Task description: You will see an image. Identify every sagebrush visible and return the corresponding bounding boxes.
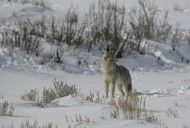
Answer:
[21,80,78,107]
[0,0,181,59]
[0,100,14,116]
[53,79,77,97]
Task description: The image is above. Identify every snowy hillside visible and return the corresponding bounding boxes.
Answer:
[1,0,190,128]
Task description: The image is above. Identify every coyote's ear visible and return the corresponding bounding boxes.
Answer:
[106,46,110,52]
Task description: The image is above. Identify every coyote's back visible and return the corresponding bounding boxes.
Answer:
[102,51,132,98]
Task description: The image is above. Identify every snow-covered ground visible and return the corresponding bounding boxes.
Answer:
[1,0,190,128]
[1,62,190,128]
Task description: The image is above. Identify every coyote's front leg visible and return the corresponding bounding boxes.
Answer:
[104,81,110,98]
[111,81,115,98]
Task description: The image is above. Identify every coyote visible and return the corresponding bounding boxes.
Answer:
[102,48,132,98]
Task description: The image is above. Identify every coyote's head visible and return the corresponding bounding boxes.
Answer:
[103,46,115,63]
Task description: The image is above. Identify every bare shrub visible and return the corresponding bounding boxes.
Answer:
[17,19,43,55]
[0,100,14,116]
[60,9,86,49]
[21,89,38,101]
[43,9,86,48]
[40,49,64,64]
[14,13,85,49]
[86,0,130,57]
[129,0,172,53]
[156,12,172,41]
[37,87,57,107]
[1,20,43,56]
[139,0,171,40]
[138,0,158,39]
[53,79,77,97]
[129,20,144,53]
[54,49,63,63]
[1,0,175,59]
[20,80,78,107]
[48,49,64,63]
[85,0,172,56]
[171,28,182,50]
[25,16,47,38]
[14,10,85,49]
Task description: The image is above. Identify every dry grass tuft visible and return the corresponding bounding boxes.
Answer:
[100,113,106,120]
[115,89,159,123]
[174,101,186,107]
[79,90,105,104]
[42,122,54,128]
[85,91,94,102]
[73,114,89,124]
[155,123,168,128]
[166,108,178,118]
[21,89,38,101]
[21,120,38,128]
[143,110,159,123]
[20,120,57,128]
[183,125,190,128]
[0,100,14,116]
[110,107,119,119]
[65,115,69,122]
[184,78,190,83]
[85,116,90,123]
[117,89,146,120]
[37,87,57,107]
